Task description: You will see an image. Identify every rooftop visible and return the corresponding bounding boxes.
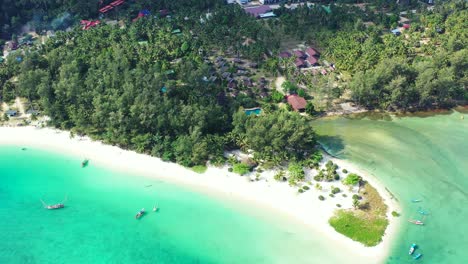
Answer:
[287,95,307,111]
[244,6,272,18]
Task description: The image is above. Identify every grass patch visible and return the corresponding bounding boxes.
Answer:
[191,165,207,174]
[329,210,388,247]
[329,181,389,247]
[391,211,400,217]
[232,163,251,175]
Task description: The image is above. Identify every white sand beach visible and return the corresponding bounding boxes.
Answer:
[0,126,401,263]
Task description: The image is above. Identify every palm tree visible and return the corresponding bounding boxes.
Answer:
[352,198,360,210]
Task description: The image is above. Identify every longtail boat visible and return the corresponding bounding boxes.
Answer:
[411,199,422,203]
[418,208,429,215]
[409,219,424,225]
[41,198,66,210]
[409,243,417,255]
[81,159,89,168]
[135,208,145,219]
[46,203,65,210]
[413,253,422,260]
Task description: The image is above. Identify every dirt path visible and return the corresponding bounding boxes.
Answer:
[1,102,9,113]
[15,97,26,115]
[275,76,286,94]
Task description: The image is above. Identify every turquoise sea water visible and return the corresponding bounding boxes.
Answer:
[313,110,468,264]
[0,145,363,264]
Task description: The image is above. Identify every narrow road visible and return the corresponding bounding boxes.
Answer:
[275,76,286,94]
[15,97,26,115]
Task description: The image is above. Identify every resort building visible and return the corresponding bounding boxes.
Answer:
[294,50,307,59]
[279,51,292,59]
[259,0,305,4]
[306,56,318,66]
[295,58,306,68]
[287,94,307,112]
[5,110,18,117]
[305,47,319,57]
[244,6,272,18]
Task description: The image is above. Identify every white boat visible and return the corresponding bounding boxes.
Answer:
[135,208,145,219]
[409,243,417,255]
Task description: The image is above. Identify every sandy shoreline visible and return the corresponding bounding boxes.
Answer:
[0,126,400,263]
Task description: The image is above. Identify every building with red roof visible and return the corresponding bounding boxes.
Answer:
[294,50,306,59]
[244,6,272,18]
[287,94,307,112]
[305,47,319,57]
[295,58,306,68]
[306,56,318,66]
[279,51,292,59]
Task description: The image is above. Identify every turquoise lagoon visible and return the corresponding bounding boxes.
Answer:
[0,146,361,264]
[313,110,468,264]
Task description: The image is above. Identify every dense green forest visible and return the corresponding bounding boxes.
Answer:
[0,1,316,167]
[0,0,223,38]
[0,0,466,167]
[270,0,467,110]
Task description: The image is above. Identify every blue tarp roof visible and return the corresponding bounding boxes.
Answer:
[140,10,151,16]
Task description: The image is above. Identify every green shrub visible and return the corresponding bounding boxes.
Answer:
[318,195,325,201]
[228,167,233,172]
[233,163,251,175]
[288,162,305,181]
[303,185,310,190]
[342,169,348,174]
[274,170,285,181]
[191,165,207,174]
[298,188,304,193]
[334,174,340,180]
[336,204,342,208]
[331,187,341,194]
[342,194,347,197]
[329,193,335,198]
[352,194,361,200]
[391,211,400,217]
[288,176,298,186]
[210,156,226,167]
[343,173,362,185]
[271,90,284,103]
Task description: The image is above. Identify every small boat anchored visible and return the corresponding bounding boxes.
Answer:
[409,243,417,255]
[413,253,422,260]
[418,208,430,215]
[81,159,89,168]
[46,203,65,209]
[153,205,158,212]
[411,199,422,203]
[41,196,67,210]
[409,219,424,225]
[135,208,145,219]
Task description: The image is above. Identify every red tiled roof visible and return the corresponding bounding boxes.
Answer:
[244,6,272,17]
[287,95,307,111]
[295,58,306,67]
[279,51,292,58]
[306,56,318,65]
[294,50,306,58]
[306,47,319,57]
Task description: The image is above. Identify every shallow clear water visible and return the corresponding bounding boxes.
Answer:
[313,110,468,264]
[0,146,359,264]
